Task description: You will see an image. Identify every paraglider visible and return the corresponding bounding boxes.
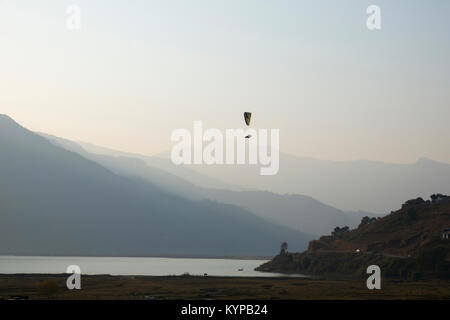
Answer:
[244,112,252,126]
[244,112,252,138]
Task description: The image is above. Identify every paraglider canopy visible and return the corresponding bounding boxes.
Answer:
[244,112,252,126]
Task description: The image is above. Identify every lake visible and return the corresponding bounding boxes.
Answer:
[0,256,305,277]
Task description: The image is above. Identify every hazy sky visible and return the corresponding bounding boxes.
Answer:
[1,0,449,163]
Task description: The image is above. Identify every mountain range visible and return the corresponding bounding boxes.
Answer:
[0,114,311,256]
[76,141,450,214]
[42,133,374,236]
[2,114,449,257]
[169,153,450,213]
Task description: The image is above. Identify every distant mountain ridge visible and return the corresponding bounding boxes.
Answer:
[48,133,450,214]
[42,133,375,236]
[76,140,244,192]
[175,152,450,213]
[0,114,311,256]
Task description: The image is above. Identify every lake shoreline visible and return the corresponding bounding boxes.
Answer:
[0,255,280,277]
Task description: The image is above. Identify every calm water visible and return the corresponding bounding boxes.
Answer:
[0,256,305,277]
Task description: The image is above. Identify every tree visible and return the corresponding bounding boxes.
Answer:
[430,194,448,202]
[280,242,288,255]
[359,216,377,228]
[39,279,60,299]
[331,226,350,239]
[402,197,425,208]
[359,216,370,227]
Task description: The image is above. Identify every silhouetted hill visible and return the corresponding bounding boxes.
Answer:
[0,114,311,256]
[257,195,450,279]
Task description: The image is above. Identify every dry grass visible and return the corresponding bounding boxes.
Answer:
[0,274,449,300]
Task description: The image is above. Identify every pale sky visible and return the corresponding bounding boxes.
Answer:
[1,0,449,163]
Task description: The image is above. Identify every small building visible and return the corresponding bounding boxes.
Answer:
[443,228,450,240]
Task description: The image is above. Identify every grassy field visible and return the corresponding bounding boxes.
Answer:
[0,274,449,300]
